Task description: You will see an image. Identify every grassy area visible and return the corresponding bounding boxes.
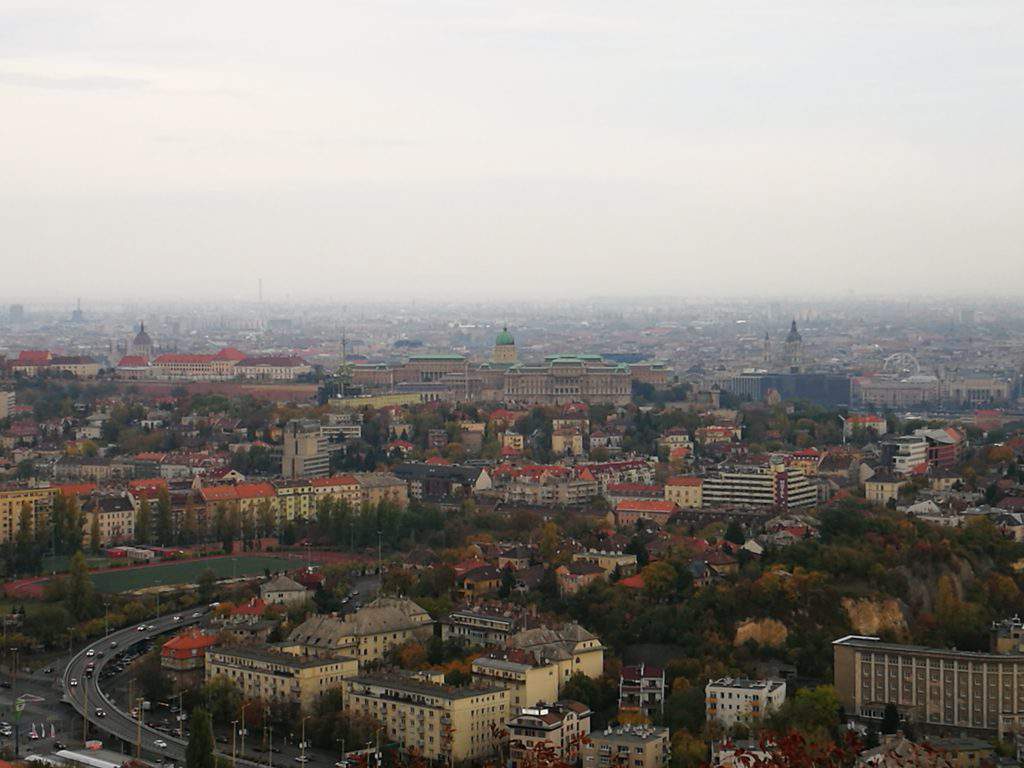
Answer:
[41,554,108,573]
[89,555,298,593]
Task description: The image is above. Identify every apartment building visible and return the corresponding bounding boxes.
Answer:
[282,419,332,479]
[864,474,907,506]
[0,484,56,544]
[572,551,638,578]
[508,700,592,768]
[342,674,509,762]
[259,574,310,606]
[0,391,14,420]
[287,596,433,661]
[507,625,605,688]
[357,473,409,509]
[705,678,786,729]
[206,647,357,711]
[580,725,671,768]
[664,476,703,509]
[833,633,1024,737]
[472,650,561,715]
[619,664,665,721]
[440,606,525,646]
[82,494,135,547]
[702,457,817,509]
[881,435,930,476]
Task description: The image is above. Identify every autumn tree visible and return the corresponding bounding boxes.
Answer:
[156,486,174,545]
[136,496,151,544]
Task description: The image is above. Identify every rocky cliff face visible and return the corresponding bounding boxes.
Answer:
[842,597,909,639]
[734,617,789,647]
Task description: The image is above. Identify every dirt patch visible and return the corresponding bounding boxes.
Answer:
[734,618,789,647]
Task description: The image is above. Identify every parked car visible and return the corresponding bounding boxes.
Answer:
[154,739,168,749]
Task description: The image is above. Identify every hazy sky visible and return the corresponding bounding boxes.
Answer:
[2,1,1022,301]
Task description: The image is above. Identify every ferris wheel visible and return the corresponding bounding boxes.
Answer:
[882,352,920,376]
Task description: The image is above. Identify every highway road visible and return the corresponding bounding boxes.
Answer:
[63,611,206,765]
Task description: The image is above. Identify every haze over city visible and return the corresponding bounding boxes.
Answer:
[3,1,1023,300]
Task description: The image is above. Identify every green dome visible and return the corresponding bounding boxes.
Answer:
[495,327,515,346]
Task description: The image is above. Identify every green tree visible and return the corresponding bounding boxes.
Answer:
[136,497,151,544]
[66,550,95,620]
[14,502,38,574]
[642,561,677,602]
[137,649,172,702]
[881,702,900,734]
[89,512,101,554]
[50,492,68,553]
[181,498,198,545]
[186,707,216,768]
[724,519,745,545]
[156,487,173,546]
[198,569,217,604]
[64,495,84,554]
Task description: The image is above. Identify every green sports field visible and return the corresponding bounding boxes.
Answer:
[89,555,298,593]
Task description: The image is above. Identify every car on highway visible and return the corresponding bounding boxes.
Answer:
[110,641,118,647]
[147,625,155,630]
[85,649,95,657]
[69,678,78,686]
[95,708,107,718]
[137,625,147,632]
[154,739,168,749]
[191,612,201,618]
[173,615,181,621]
[294,757,311,764]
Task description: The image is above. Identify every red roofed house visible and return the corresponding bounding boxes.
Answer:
[161,628,219,681]
[614,499,678,528]
[665,476,703,509]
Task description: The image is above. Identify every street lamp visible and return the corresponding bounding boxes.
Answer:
[299,716,309,765]
[231,719,239,768]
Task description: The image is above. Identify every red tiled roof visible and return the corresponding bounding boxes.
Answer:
[310,474,358,487]
[231,598,267,616]
[16,350,51,365]
[57,482,97,497]
[234,482,275,499]
[161,629,218,659]
[200,485,239,502]
[666,476,702,487]
[617,574,645,589]
[616,499,677,513]
[425,456,451,466]
[117,355,150,367]
[214,347,248,361]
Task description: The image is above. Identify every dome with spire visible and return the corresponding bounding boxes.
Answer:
[786,319,802,344]
[495,326,515,346]
[130,321,154,357]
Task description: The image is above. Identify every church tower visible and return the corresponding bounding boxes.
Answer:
[784,319,803,373]
[492,326,517,364]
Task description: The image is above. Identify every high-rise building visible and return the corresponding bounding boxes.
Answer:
[0,391,15,420]
[281,419,331,478]
[701,456,817,509]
